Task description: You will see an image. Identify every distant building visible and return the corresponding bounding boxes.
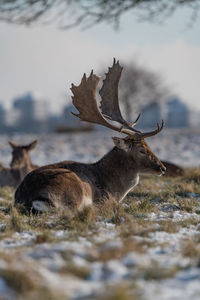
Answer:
[0,103,6,132]
[140,102,161,128]
[55,104,93,132]
[189,108,200,128]
[0,92,197,134]
[166,97,189,128]
[0,103,5,124]
[62,104,80,127]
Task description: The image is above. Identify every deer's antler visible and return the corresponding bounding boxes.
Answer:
[99,58,141,132]
[141,120,164,138]
[71,60,164,139]
[71,71,121,132]
[71,71,141,136]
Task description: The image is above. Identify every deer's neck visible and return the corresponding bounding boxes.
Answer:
[93,147,139,202]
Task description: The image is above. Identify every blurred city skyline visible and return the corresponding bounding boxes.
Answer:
[0,5,200,112]
[0,91,199,134]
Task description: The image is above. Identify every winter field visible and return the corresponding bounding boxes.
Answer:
[0,128,200,300]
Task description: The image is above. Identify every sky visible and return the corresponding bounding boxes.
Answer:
[0,5,200,113]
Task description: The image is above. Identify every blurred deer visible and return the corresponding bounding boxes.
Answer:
[15,59,166,212]
[162,160,184,177]
[0,140,38,187]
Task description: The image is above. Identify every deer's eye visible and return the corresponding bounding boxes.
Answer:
[139,149,146,154]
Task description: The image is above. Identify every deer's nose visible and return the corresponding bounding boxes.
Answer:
[160,166,166,174]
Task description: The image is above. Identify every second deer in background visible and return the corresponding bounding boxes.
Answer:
[0,140,39,187]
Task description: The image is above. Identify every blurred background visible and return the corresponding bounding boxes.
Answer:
[0,0,200,166]
[1,4,200,300]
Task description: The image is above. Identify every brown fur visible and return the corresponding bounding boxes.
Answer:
[162,160,184,177]
[14,137,166,212]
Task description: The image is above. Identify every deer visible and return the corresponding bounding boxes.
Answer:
[161,160,184,177]
[0,140,38,187]
[14,59,166,213]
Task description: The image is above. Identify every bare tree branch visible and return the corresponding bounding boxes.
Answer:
[0,0,199,29]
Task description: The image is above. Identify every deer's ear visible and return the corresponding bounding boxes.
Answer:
[112,137,129,152]
[9,141,18,149]
[25,140,38,151]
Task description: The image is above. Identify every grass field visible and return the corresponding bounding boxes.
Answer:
[0,168,200,299]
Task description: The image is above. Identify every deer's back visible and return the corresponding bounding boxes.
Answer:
[14,161,96,211]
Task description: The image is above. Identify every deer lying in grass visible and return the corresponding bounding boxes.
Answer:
[15,59,166,212]
[161,160,184,177]
[0,140,38,187]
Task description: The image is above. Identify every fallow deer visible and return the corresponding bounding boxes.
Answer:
[0,140,38,187]
[161,160,184,177]
[14,59,166,212]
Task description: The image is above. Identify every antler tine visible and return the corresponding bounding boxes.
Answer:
[71,71,124,133]
[130,113,141,128]
[141,120,164,138]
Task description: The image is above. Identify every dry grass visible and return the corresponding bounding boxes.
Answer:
[142,264,179,280]
[60,264,90,279]
[124,198,156,217]
[0,186,14,201]
[0,268,67,300]
[97,238,146,262]
[23,288,67,300]
[159,219,180,233]
[181,239,200,258]
[184,168,200,184]
[8,207,28,232]
[0,168,200,299]
[97,284,142,300]
[176,198,199,213]
[0,269,36,294]
[0,168,199,233]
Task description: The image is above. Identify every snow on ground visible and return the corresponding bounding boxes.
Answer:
[0,211,200,299]
[0,128,199,167]
[0,128,199,299]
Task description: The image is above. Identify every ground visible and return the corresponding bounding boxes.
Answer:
[0,129,199,300]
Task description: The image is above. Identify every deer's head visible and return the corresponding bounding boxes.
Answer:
[9,140,37,169]
[112,136,166,175]
[71,58,166,176]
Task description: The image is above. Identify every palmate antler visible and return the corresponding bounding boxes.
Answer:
[71,71,122,132]
[71,71,138,136]
[99,58,141,130]
[71,59,164,139]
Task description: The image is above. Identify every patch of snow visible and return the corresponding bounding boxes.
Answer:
[122,252,151,268]
[149,211,200,222]
[88,262,104,281]
[0,129,199,167]
[140,268,200,300]
[0,278,16,300]
[71,256,89,268]
[101,240,122,251]
[0,223,6,231]
[103,260,129,282]
[0,231,36,248]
